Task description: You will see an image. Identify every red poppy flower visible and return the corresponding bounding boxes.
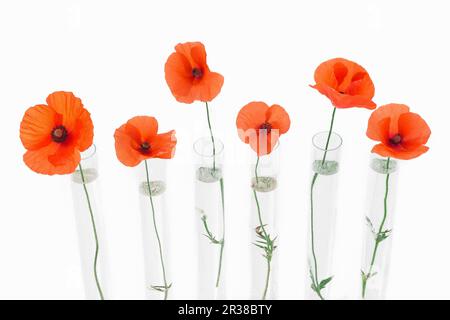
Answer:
[310,58,376,109]
[236,102,290,156]
[164,42,224,103]
[114,116,177,167]
[367,104,431,160]
[19,91,94,175]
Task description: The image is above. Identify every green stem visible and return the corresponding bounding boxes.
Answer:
[264,258,271,300]
[216,178,225,288]
[144,160,169,300]
[309,107,337,300]
[309,172,323,300]
[321,107,337,164]
[204,101,225,288]
[253,156,271,300]
[254,158,268,240]
[362,157,391,299]
[205,102,216,170]
[255,157,260,184]
[78,164,104,300]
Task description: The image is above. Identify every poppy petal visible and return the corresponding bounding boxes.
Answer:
[312,83,376,109]
[266,104,291,134]
[48,143,80,168]
[192,71,224,102]
[346,73,374,96]
[236,102,269,143]
[175,42,203,66]
[114,124,144,167]
[333,62,348,86]
[164,52,194,103]
[127,116,158,143]
[368,103,410,137]
[71,107,94,152]
[367,115,391,143]
[46,91,84,132]
[20,104,55,151]
[398,112,431,149]
[313,58,341,88]
[372,143,429,160]
[150,130,177,159]
[190,43,208,69]
[23,142,80,175]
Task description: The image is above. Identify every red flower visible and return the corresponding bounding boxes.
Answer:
[164,42,224,103]
[114,116,177,167]
[19,91,94,175]
[311,58,376,109]
[367,104,431,160]
[236,102,290,156]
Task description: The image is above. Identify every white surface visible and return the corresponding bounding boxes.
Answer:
[0,0,448,299]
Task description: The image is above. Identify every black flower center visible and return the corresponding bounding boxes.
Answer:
[51,126,68,143]
[192,68,203,79]
[140,141,151,153]
[389,134,402,146]
[259,122,272,133]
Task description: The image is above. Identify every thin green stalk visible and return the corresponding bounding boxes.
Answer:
[321,107,337,164]
[205,102,216,170]
[254,158,268,240]
[78,163,104,300]
[216,178,225,288]
[202,101,225,288]
[144,160,169,300]
[362,157,391,299]
[253,156,272,300]
[255,157,260,184]
[309,172,323,300]
[309,107,337,300]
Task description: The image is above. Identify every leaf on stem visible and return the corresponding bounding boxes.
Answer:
[253,225,277,262]
[318,276,333,290]
[361,270,377,281]
[309,267,333,293]
[366,216,376,235]
[201,215,222,245]
[150,283,172,292]
[376,229,392,243]
[367,217,392,242]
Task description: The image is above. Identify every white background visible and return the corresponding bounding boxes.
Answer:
[0,0,448,299]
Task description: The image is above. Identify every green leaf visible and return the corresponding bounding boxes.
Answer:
[376,229,392,243]
[361,270,368,281]
[150,283,172,292]
[201,215,221,245]
[253,224,277,264]
[361,270,377,281]
[318,276,333,290]
[253,243,265,249]
[366,216,376,235]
